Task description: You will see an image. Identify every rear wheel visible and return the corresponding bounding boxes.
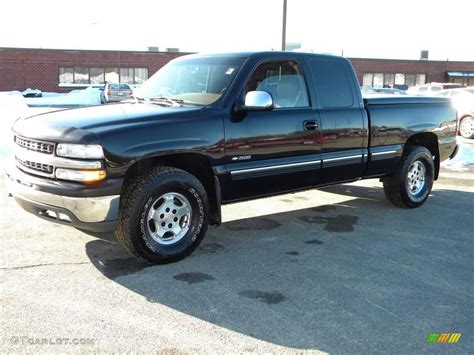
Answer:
[383,146,434,208]
[459,116,473,139]
[116,166,209,264]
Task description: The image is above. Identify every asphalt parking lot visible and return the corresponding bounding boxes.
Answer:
[1,156,473,352]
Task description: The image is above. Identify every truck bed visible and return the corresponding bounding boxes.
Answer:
[364,95,457,173]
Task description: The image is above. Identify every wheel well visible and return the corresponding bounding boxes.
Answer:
[123,153,221,225]
[459,114,473,124]
[404,133,440,179]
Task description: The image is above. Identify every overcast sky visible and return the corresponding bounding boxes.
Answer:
[1,0,473,61]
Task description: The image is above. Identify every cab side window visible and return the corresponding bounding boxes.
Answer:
[245,60,309,108]
[309,58,354,108]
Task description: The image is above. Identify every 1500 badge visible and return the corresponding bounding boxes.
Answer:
[231,155,252,161]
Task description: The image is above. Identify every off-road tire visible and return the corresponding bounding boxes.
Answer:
[116,166,209,263]
[383,146,434,208]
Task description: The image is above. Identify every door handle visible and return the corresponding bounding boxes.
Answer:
[304,120,319,131]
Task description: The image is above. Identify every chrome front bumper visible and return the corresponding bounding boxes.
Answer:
[5,165,120,232]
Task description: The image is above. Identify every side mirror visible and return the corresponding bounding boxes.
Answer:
[244,91,274,111]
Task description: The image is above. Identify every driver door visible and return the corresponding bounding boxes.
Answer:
[223,59,322,201]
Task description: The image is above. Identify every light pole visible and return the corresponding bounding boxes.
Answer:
[281,0,287,51]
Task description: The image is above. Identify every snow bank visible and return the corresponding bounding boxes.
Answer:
[25,87,101,107]
[0,87,101,169]
[0,93,29,166]
[0,93,59,168]
[441,143,474,171]
[0,92,29,132]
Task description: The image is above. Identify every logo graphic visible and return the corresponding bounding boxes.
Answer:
[426,333,462,344]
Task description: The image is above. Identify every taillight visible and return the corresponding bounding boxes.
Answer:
[107,91,111,96]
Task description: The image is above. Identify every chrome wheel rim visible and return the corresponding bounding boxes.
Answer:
[407,161,426,196]
[146,192,192,245]
[460,118,473,138]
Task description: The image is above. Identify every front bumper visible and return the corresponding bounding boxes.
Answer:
[4,165,121,232]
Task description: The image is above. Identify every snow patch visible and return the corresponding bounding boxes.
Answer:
[0,93,58,168]
[441,144,474,172]
[25,87,102,107]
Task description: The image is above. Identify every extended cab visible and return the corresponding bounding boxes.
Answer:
[5,52,458,263]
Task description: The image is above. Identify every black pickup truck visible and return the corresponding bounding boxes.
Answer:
[6,51,458,263]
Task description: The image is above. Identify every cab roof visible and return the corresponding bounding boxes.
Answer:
[175,51,344,61]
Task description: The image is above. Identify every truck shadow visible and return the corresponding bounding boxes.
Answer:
[85,185,473,352]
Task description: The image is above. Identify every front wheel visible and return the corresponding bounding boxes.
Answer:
[459,116,474,139]
[383,146,434,208]
[115,166,209,264]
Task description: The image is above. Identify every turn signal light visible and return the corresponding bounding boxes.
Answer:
[55,168,106,182]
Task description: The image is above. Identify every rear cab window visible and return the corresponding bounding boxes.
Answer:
[309,57,355,108]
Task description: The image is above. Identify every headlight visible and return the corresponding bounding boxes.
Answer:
[55,168,106,182]
[56,144,104,159]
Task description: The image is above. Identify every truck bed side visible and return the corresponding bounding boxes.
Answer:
[364,96,457,178]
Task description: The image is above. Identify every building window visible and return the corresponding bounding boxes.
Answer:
[373,73,384,87]
[395,74,405,85]
[384,74,395,87]
[59,67,74,84]
[362,73,373,87]
[134,68,148,84]
[120,68,134,83]
[105,68,119,83]
[59,66,149,85]
[362,73,427,87]
[416,74,426,85]
[405,74,416,87]
[74,67,89,84]
[90,67,104,84]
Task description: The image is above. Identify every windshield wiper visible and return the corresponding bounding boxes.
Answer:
[148,96,184,107]
[131,95,145,101]
[123,95,146,103]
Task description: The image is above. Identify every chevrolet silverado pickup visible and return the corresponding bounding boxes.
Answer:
[5,51,458,263]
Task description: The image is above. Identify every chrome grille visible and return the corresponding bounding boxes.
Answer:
[15,136,54,154]
[16,158,54,175]
[14,144,103,179]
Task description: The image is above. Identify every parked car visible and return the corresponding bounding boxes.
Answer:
[407,83,464,96]
[392,84,409,91]
[6,51,457,263]
[372,88,407,95]
[436,88,474,138]
[101,83,133,103]
[22,88,42,98]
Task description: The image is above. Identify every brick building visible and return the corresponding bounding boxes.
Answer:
[1,47,473,92]
[0,47,188,92]
[351,57,474,88]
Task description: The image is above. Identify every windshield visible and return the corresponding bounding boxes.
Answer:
[136,56,245,106]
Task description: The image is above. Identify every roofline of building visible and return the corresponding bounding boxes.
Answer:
[0,46,194,56]
[347,56,473,64]
[0,46,473,64]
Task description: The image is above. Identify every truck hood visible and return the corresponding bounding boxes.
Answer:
[12,103,202,144]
